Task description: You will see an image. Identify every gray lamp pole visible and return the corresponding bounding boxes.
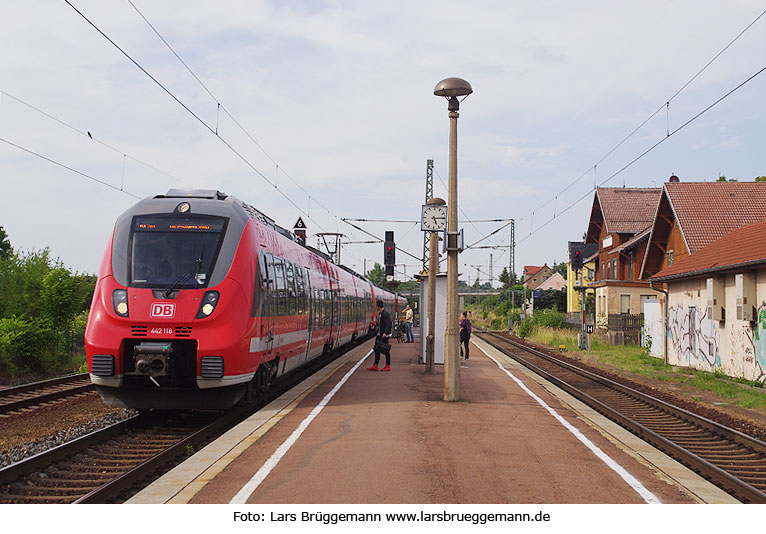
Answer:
[434,77,472,402]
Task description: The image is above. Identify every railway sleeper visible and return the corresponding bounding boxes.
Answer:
[8,482,96,494]
[40,471,117,481]
[0,494,78,503]
[682,444,750,453]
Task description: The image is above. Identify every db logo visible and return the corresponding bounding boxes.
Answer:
[151,303,176,318]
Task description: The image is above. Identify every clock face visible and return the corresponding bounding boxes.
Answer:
[421,205,447,231]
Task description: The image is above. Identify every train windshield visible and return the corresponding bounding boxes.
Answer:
[130,216,227,289]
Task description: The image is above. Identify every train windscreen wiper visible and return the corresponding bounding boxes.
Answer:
[163,243,205,298]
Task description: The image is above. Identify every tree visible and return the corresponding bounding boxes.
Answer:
[0,226,11,259]
[366,262,385,287]
[756,176,766,182]
[551,261,567,277]
[498,267,511,290]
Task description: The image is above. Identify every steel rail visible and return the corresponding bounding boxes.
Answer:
[0,373,90,398]
[0,374,95,414]
[478,330,766,503]
[0,336,372,503]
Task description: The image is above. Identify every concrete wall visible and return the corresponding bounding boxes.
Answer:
[595,285,661,324]
[666,272,766,383]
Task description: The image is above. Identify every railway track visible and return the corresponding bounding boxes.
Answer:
[0,410,225,503]
[478,330,766,503]
[0,373,94,415]
[0,340,368,503]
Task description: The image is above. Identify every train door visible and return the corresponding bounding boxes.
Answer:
[333,283,342,346]
[259,252,275,355]
[302,266,312,363]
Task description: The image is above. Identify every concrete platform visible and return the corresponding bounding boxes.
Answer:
[128,335,737,504]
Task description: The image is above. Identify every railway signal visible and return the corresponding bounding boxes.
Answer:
[384,231,395,275]
[571,246,583,271]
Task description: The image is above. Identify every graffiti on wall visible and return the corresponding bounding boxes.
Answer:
[667,305,721,370]
[749,302,766,382]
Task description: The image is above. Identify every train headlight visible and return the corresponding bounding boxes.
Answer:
[196,291,219,318]
[112,289,129,317]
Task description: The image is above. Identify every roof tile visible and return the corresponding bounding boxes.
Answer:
[597,188,661,234]
[651,218,766,280]
[666,181,766,253]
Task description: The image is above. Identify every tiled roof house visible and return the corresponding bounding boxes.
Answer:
[523,264,554,290]
[585,188,663,327]
[649,219,766,382]
[641,181,766,279]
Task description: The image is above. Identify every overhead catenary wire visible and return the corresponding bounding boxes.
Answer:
[93,0,382,267]
[0,90,187,185]
[515,7,766,229]
[63,0,338,240]
[0,136,141,199]
[517,63,766,245]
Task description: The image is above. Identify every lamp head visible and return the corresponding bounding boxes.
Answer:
[433,78,473,98]
[434,78,472,112]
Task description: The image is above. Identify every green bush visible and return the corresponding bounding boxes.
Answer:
[518,318,534,338]
[0,317,59,375]
[533,309,567,329]
[0,236,96,379]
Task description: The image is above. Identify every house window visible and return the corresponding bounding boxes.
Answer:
[667,249,674,266]
[620,294,630,314]
[628,254,633,280]
[613,259,618,280]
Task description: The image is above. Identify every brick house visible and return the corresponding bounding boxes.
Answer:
[584,187,663,327]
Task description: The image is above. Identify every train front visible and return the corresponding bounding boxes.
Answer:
[85,190,255,410]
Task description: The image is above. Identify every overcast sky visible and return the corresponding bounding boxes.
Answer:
[1,1,765,284]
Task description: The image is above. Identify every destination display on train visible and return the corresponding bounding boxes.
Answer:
[133,217,225,233]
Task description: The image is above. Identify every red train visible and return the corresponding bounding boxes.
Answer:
[85,189,406,410]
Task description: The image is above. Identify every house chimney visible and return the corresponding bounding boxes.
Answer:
[669,174,680,182]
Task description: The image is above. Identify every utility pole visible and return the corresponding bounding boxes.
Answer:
[422,159,434,274]
[489,253,493,288]
[509,220,515,329]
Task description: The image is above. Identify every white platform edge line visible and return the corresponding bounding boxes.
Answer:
[475,342,661,504]
[229,349,372,504]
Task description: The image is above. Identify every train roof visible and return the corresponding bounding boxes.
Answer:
[116,189,404,299]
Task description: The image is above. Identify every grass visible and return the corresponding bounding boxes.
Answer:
[527,326,766,413]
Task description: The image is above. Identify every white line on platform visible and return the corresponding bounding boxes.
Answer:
[229,349,372,504]
[476,343,661,504]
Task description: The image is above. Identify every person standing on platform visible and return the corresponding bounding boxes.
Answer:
[403,304,414,343]
[368,300,392,371]
[459,310,472,360]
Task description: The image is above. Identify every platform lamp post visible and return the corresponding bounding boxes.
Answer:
[434,77,472,402]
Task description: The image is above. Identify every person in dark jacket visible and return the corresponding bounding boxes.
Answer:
[459,310,472,360]
[367,300,392,371]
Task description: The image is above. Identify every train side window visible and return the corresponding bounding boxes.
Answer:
[273,257,287,316]
[254,252,270,318]
[295,266,306,315]
[319,288,326,327]
[285,262,297,316]
[266,253,277,318]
